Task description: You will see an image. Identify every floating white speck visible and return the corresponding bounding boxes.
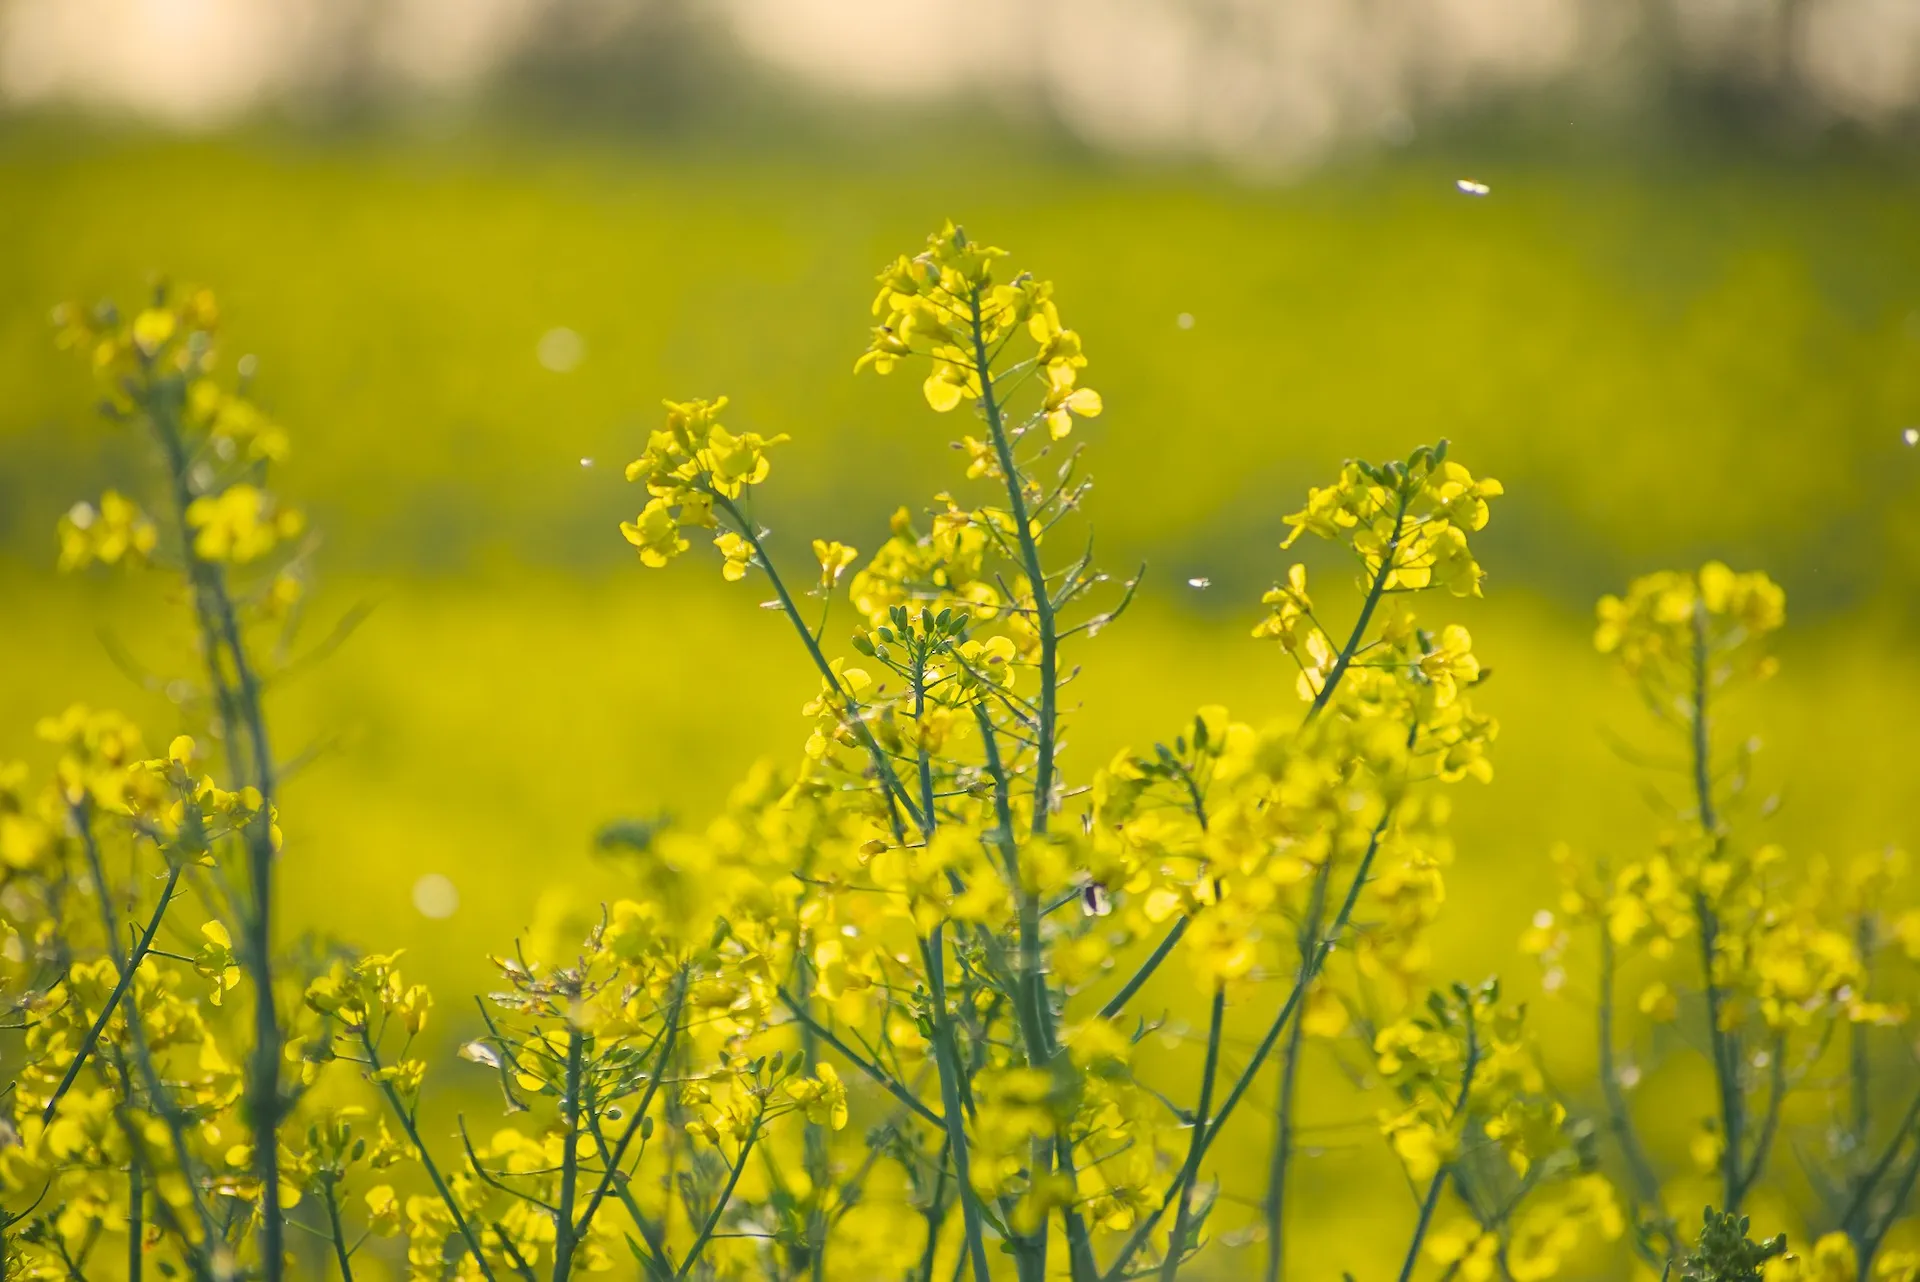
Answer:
[1176,313,1195,330]
[1904,427,1918,446]
[459,1040,501,1068]
[1542,967,1565,992]
[1456,179,1490,196]
[236,354,259,379]
[580,457,595,468]
[1187,576,1210,589]
[1531,909,1554,929]
[66,500,96,529]
[1617,1064,1642,1089]
[537,326,585,373]
[412,873,459,919]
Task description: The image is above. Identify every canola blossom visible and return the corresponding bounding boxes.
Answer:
[2,229,1915,1281]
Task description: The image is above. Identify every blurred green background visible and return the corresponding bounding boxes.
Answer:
[4,3,1920,1272]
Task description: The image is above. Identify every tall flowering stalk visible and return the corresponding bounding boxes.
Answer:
[1525,566,1920,1277]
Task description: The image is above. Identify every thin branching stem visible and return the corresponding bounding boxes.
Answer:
[358,1027,498,1281]
[551,1025,586,1282]
[323,1177,355,1282]
[1264,858,1332,1282]
[148,381,286,1277]
[1596,925,1675,1260]
[1161,986,1227,1282]
[1688,600,1746,1212]
[921,929,994,1282]
[42,839,183,1125]
[713,492,927,838]
[673,1113,763,1281]
[1396,1009,1480,1282]
[72,803,223,1267]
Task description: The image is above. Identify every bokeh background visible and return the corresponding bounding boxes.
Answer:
[3,0,1920,1273]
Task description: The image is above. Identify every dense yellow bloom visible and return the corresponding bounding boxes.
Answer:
[185,482,305,563]
[57,490,158,571]
[857,221,1104,439]
[1766,1233,1861,1281]
[26,244,1901,1282]
[785,1061,849,1130]
[1281,447,1502,597]
[619,396,784,576]
[1595,561,1785,690]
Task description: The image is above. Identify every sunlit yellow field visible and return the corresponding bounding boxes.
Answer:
[4,123,1919,1278]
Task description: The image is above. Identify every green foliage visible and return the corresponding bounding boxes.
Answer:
[1679,1208,1788,1282]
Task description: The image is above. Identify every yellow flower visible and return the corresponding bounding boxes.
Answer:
[714,531,755,582]
[131,307,176,355]
[813,539,859,589]
[185,484,303,563]
[1768,1234,1862,1282]
[620,497,688,567]
[786,1062,849,1130]
[193,920,241,1006]
[57,491,158,572]
[365,1185,402,1236]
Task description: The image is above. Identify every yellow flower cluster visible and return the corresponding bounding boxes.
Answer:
[619,395,788,573]
[1280,444,1502,595]
[1596,560,1787,698]
[1523,562,1919,1274]
[56,490,157,571]
[858,220,1103,439]
[14,240,1911,1282]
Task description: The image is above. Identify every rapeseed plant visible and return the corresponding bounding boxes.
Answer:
[2,225,1911,1280]
[1524,567,1920,1277]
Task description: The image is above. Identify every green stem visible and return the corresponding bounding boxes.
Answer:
[358,1027,497,1281]
[323,1178,354,1282]
[149,385,286,1279]
[1689,599,1744,1212]
[552,1026,585,1282]
[1097,919,1188,1021]
[1263,860,1331,1282]
[1733,1033,1787,1208]
[1396,1009,1480,1282]
[1308,490,1410,722]
[1840,1086,1920,1237]
[1098,522,1404,1038]
[1850,915,1873,1150]
[922,929,994,1282]
[972,703,1094,1278]
[127,1151,142,1282]
[792,948,830,1282]
[581,1112,671,1279]
[965,283,1058,838]
[712,492,926,837]
[917,1143,951,1282]
[1101,803,1399,1282]
[1161,987,1227,1282]
[575,977,685,1250]
[1596,926,1673,1259]
[673,1115,762,1281]
[71,804,223,1266]
[1861,1129,1920,1269]
[42,853,183,1125]
[776,991,942,1128]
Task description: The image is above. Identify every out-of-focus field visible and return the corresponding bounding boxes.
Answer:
[3,125,1919,1272]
